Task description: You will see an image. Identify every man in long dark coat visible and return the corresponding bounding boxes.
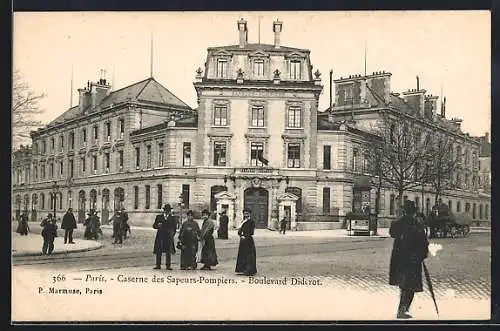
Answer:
[217,209,229,239]
[111,210,124,244]
[153,204,177,270]
[41,214,57,255]
[121,208,130,239]
[61,208,77,244]
[178,210,201,270]
[235,208,257,276]
[389,200,429,319]
[16,212,29,235]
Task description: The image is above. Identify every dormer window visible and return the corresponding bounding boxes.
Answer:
[253,59,265,78]
[289,60,301,80]
[216,59,228,78]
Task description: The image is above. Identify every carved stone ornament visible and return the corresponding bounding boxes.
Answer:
[273,69,281,79]
[237,68,244,78]
[251,177,262,187]
[314,69,321,79]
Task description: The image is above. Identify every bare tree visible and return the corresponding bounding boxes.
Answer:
[426,134,463,205]
[370,110,434,215]
[12,69,45,148]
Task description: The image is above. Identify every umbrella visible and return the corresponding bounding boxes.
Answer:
[423,261,439,318]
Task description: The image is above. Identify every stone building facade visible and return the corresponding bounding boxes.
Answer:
[12,18,491,229]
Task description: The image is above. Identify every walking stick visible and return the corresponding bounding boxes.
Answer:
[423,261,439,319]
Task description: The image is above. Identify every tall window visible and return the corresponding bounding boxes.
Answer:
[352,148,359,172]
[158,143,164,167]
[59,161,64,177]
[390,194,395,215]
[145,185,150,209]
[250,142,264,166]
[485,205,489,219]
[456,201,461,213]
[51,137,55,152]
[448,200,452,210]
[323,145,331,170]
[134,186,139,209]
[34,165,38,180]
[92,155,97,174]
[183,142,191,166]
[415,197,420,212]
[119,119,125,139]
[287,143,300,168]
[42,141,46,154]
[60,135,64,152]
[214,106,228,126]
[479,204,483,219]
[216,59,228,78]
[213,141,227,166]
[69,159,74,178]
[104,152,110,172]
[363,151,371,173]
[146,145,152,169]
[118,150,124,171]
[50,163,54,178]
[251,105,265,127]
[106,122,111,142]
[80,157,86,174]
[322,187,331,215]
[69,132,75,150]
[289,60,301,80]
[287,106,302,128]
[135,147,140,169]
[81,128,87,147]
[93,126,98,143]
[157,184,163,209]
[182,184,190,209]
[41,164,45,179]
[253,59,264,77]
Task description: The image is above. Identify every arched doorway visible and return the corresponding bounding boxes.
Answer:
[78,190,86,223]
[89,189,97,212]
[210,185,228,215]
[15,195,21,220]
[23,194,29,214]
[244,187,269,229]
[31,193,38,222]
[114,187,125,211]
[102,188,110,224]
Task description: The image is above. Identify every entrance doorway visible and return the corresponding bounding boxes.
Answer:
[244,187,269,229]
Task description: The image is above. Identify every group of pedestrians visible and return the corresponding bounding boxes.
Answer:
[152,204,257,276]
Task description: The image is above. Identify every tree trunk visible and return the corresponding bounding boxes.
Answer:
[397,189,405,216]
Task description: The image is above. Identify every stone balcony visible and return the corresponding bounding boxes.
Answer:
[234,167,279,176]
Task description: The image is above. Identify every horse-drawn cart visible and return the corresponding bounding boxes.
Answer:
[425,203,471,238]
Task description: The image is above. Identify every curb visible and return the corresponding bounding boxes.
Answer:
[12,242,105,258]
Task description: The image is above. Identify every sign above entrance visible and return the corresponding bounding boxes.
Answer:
[231,90,286,98]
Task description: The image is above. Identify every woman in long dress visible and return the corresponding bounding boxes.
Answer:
[178,210,201,270]
[235,208,257,276]
[199,209,218,270]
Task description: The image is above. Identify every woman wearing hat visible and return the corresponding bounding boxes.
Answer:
[178,210,201,270]
[199,209,218,270]
[153,204,177,270]
[235,208,257,276]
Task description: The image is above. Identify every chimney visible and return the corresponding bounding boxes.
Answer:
[329,69,333,110]
[416,75,420,91]
[273,19,283,49]
[237,18,248,48]
[402,88,426,117]
[77,84,91,113]
[441,96,446,117]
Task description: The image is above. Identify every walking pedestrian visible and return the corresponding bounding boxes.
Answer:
[200,209,218,270]
[41,214,58,255]
[217,209,229,239]
[16,212,29,236]
[153,204,177,270]
[235,208,257,276]
[111,210,124,244]
[121,208,131,239]
[178,210,201,270]
[61,208,77,244]
[279,216,288,234]
[389,200,429,319]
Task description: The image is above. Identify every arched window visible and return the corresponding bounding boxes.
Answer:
[389,194,395,215]
[40,193,45,209]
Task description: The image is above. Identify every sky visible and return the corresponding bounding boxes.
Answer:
[13,11,491,138]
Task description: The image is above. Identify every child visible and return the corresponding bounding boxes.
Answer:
[41,216,58,255]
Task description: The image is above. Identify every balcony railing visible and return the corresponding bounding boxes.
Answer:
[235,167,276,174]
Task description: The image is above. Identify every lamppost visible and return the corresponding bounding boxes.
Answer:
[51,181,60,220]
[177,193,185,229]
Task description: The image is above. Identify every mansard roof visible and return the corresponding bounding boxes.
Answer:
[47,77,191,127]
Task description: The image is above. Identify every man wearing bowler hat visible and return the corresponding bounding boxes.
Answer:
[153,204,177,270]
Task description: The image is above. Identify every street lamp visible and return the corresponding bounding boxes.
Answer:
[51,181,60,220]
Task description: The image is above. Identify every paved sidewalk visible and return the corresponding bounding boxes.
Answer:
[12,233,103,257]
